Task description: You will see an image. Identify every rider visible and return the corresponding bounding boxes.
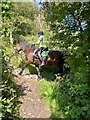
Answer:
[34,31,48,67]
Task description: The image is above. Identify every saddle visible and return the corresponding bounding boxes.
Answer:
[34,47,48,59]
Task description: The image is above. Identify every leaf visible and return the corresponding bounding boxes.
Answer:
[6,108,12,113]
[0,103,4,109]
[0,112,3,118]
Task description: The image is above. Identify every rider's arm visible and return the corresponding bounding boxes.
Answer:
[36,37,41,44]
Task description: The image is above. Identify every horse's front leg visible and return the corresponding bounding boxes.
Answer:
[36,67,42,79]
[18,61,30,75]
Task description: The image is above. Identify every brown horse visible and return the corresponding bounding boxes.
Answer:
[13,41,65,78]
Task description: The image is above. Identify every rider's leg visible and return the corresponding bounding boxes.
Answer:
[34,49,38,58]
[38,52,45,66]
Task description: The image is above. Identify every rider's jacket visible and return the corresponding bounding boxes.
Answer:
[37,35,48,48]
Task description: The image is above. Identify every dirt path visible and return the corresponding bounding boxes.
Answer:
[15,74,51,118]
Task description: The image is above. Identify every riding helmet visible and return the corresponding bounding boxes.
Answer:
[38,31,44,35]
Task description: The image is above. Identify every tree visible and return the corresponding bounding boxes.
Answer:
[1,2,21,119]
[43,2,90,118]
[2,2,40,45]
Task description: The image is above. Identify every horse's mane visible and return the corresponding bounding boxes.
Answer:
[16,41,36,50]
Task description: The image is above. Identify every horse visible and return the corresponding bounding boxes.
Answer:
[12,41,65,78]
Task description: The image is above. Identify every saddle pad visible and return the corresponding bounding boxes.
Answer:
[41,51,49,57]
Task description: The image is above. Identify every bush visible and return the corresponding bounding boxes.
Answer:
[1,47,21,119]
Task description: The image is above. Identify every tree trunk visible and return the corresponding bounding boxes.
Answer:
[10,31,13,45]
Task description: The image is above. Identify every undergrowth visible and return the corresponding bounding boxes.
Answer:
[39,75,90,119]
[1,44,22,119]
[39,80,64,118]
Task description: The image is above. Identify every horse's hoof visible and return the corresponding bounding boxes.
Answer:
[37,76,42,80]
[19,73,22,75]
[18,71,22,75]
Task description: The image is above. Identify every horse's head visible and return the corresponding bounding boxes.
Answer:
[12,48,19,55]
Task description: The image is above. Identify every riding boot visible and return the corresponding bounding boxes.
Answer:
[40,60,45,67]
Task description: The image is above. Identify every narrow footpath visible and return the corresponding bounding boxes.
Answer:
[15,74,51,119]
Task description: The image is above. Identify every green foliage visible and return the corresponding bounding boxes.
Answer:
[1,2,24,119]
[2,2,40,45]
[12,2,40,41]
[51,77,89,118]
[42,2,90,118]
[1,46,21,119]
[1,1,90,119]
[39,80,55,102]
[2,2,14,41]
[39,80,64,118]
